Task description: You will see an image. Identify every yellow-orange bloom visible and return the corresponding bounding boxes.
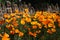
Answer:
[20,19,25,25]
[24,8,29,13]
[37,23,42,29]
[31,21,37,25]
[32,25,37,29]
[29,31,33,36]
[48,19,54,23]
[3,14,10,19]
[2,33,10,40]
[33,32,37,37]
[23,13,30,17]
[38,15,45,22]
[10,31,15,35]
[12,21,18,27]
[6,25,10,28]
[58,23,60,27]
[25,17,31,22]
[3,33,9,38]
[5,19,11,23]
[2,37,10,40]
[0,20,5,25]
[47,29,52,34]
[19,32,24,37]
[15,9,19,13]
[35,11,41,18]
[12,17,17,21]
[47,15,52,19]
[42,19,50,25]
[12,27,15,31]
[10,13,16,17]
[0,34,2,37]
[57,18,60,23]
[48,23,54,28]
[15,29,20,33]
[44,25,47,28]
[51,28,56,32]
[36,30,41,34]
[16,15,20,18]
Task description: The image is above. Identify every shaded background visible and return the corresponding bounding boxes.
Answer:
[0,0,60,10]
[21,0,60,10]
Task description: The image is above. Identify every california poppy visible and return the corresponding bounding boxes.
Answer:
[32,25,37,29]
[12,21,18,27]
[25,17,31,22]
[47,29,52,34]
[19,32,24,37]
[15,29,20,33]
[42,19,50,25]
[0,20,5,25]
[2,33,10,40]
[51,28,56,32]
[20,18,25,25]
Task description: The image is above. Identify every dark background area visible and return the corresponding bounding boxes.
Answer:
[21,0,60,10]
[2,0,60,10]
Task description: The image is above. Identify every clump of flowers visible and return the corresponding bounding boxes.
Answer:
[0,8,60,40]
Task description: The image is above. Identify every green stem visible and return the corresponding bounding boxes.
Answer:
[29,35,30,40]
[34,37,35,40]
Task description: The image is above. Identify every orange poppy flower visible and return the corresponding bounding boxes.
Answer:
[35,11,41,18]
[5,19,11,23]
[13,17,17,21]
[51,28,56,32]
[10,31,15,35]
[12,21,18,27]
[15,29,20,33]
[48,23,54,28]
[37,23,42,29]
[10,13,16,17]
[38,15,45,22]
[42,19,50,25]
[58,23,60,27]
[44,25,47,28]
[12,27,15,31]
[23,13,30,17]
[20,19,25,25]
[31,21,37,25]
[25,17,31,22]
[2,37,10,40]
[15,9,19,13]
[3,13,10,19]
[2,33,10,40]
[52,25,56,28]
[32,25,37,29]
[0,20,5,25]
[57,18,60,23]
[16,15,20,18]
[19,12,23,15]
[47,29,52,34]
[3,33,9,37]
[48,19,54,24]
[24,8,29,13]
[29,31,33,36]
[36,30,41,34]
[19,32,24,37]
[0,34,2,37]
[33,32,37,37]
[6,25,10,28]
